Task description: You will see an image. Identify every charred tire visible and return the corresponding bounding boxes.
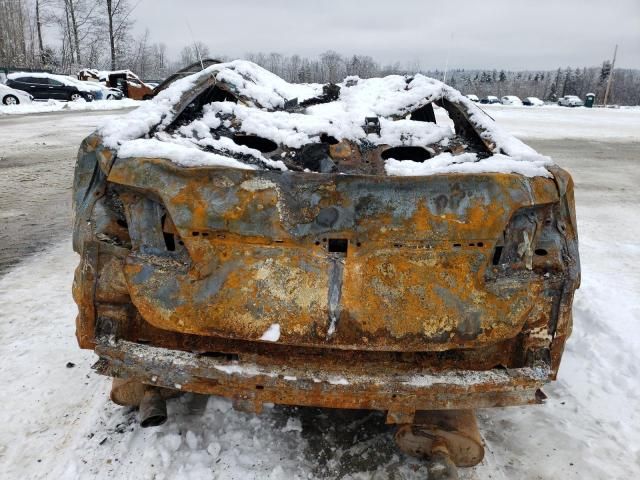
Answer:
[3,95,19,105]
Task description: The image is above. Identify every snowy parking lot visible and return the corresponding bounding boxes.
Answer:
[0,105,639,479]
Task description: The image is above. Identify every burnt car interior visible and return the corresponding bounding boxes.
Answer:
[162,82,493,177]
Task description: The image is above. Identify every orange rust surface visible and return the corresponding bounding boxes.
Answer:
[73,134,579,410]
[105,158,565,352]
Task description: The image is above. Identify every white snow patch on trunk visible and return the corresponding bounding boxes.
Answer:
[385,152,552,178]
[260,323,281,342]
[118,138,258,170]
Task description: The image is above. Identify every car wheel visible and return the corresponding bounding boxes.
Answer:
[70,93,83,101]
[3,95,19,105]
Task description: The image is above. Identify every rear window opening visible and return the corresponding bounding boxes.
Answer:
[410,103,437,123]
[381,146,431,162]
[232,135,278,153]
[320,133,339,145]
[328,238,349,254]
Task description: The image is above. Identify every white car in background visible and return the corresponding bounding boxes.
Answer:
[104,87,124,100]
[558,95,584,107]
[465,94,479,102]
[501,95,523,106]
[523,96,545,106]
[0,83,33,105]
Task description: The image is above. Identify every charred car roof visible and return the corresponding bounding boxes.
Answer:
[97,60,553,177]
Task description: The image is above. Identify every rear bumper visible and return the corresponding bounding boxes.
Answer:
[94,339,549,421]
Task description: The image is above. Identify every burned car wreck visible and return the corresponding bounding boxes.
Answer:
[72,60,579,475]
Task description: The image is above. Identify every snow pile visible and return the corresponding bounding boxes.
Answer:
[166,120,287,170]
[97,60,553,177]
[375,117,453,147]
[213,60,323,109]
[385,152,552,177]
[99,60,323,149]
[118,138,258,170]
[0,98,140,116]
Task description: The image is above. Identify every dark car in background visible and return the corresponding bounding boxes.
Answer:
[6,73,95,102]
[479,95,501,104]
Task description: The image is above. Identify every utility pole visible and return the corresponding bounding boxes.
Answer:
[603,44,617,107]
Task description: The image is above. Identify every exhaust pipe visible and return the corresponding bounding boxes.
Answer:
[426,440,459,480]
[139,387,167,428]
[394,409,484,479]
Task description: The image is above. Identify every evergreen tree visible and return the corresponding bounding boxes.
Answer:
[599,61,612,84]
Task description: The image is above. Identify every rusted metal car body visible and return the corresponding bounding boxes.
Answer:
[77,68,155,100]
[105,71,154,100]
[72,61,579,471]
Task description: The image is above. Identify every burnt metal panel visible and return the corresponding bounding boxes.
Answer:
[94,339,549,418]
[100,157,573,352]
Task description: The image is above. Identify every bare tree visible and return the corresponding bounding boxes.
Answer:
[320,50,343,83]
[35,0,46,63]
[65,0,81,63]
[0,0,28,66]
[178,41,210,68]
[104,0,136,69]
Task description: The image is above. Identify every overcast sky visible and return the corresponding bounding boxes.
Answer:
[133,0,639,70]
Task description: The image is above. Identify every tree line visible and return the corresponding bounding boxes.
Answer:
[1,0,638,105]
[241,53,640,106]
[434,64,640,105]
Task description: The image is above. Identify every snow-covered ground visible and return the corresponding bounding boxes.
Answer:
[471,104,640,141]
[0,107,639,479]
[0,98,140,116]
[434,103,640,143]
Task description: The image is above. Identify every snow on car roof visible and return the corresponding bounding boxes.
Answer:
[7,72,94,92]
[98,60,553,177]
